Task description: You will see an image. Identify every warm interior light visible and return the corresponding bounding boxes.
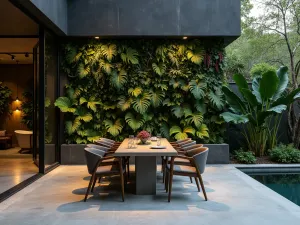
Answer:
[95,36,100,39]
[15,107,20,112]
[15,97,19,102]
[183,37,188,40]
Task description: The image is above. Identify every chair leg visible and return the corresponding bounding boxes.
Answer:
[168,170,174,202]
[165,170,169,192]
[198,175,208,201]
[91,176,97,192]
[119,159,125,202]
[84,174,94,202]
[195,177,200,192]
[189,177,193,183]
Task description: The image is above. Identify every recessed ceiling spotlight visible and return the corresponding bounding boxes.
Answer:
[25,52,29,57]
[95,36,100,39]
[183,37,188,40]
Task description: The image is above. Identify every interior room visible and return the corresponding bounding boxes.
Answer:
[0,0,39,198]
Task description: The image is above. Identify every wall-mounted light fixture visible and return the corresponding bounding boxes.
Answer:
[183,37,188,40]
[95,36,100,39]
[15,107,20,112]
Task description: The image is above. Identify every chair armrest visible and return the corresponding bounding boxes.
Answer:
[174,155,193,160]
[101,156,116,161]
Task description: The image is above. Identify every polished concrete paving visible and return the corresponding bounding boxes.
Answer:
[0,165,300,225]
[0,147,37,193]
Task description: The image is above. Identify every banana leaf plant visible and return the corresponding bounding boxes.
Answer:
[221,66,300,156]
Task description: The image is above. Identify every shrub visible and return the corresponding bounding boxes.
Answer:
[270,144,300,163]
[250,63,276,78]
[234,149,256,164]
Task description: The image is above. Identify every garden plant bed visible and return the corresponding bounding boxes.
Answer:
[231,156,300,165]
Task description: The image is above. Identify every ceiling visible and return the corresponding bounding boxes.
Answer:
[0,38,38,64]
[0,0,38,36]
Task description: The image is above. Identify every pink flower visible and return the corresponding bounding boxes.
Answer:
[137,130,151,139]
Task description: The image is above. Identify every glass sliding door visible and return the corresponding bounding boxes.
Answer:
[44,30,59,169]
[33,42,40,168]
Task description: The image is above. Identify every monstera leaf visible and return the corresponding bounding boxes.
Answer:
[65,118,81,135]
[196,124,209,139]
[101,44,117,61]
[152,62,166,76]
[77,63,90,78]
[189,80,206,99]
[100,60,113,74]
[132,92,151,114]
[187,47,204,65]
[110,69,127,89]
[185,112,204,127]
[171,106,184,118]
[170,126,195,140]
[150,90,165,107]
[121,47,139,64]
[54,97,76,113]
[125,112,145,131]
[128,87,143,97]
[208,90,224,110]
[117,96,132,111]
[104,119,123,136]
[79,96,101,112]
[160,122,170,139]
[74,107,93,122]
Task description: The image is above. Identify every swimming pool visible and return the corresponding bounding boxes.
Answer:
[250,173,300,206]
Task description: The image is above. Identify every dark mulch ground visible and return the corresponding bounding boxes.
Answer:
[230,155,276,164]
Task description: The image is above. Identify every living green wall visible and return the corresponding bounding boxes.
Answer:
[56,39,226,144]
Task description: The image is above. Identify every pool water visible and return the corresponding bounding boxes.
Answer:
[251,174,300,206]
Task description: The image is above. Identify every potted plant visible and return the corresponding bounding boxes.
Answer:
[137,130,151,144]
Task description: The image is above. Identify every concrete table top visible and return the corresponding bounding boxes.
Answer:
[114,138,178,157]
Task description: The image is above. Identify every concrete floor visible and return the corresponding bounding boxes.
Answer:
[0,165,300,225]
[0,147,38,193]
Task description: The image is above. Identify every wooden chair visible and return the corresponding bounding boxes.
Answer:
[84,148,126,202]
[170,138,191,147]
[165,147,209,202]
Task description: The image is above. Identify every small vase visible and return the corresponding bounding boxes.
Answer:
[140,138,148,144]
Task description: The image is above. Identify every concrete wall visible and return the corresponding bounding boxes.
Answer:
[30,0,68,33]
[67,0,241,37]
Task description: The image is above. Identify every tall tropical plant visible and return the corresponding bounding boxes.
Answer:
[221,66,300,156]
[0,82,12,116]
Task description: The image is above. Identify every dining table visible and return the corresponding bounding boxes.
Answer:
[114,138,178,195]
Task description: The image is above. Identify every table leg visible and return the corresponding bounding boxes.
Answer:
[135,156,157,195]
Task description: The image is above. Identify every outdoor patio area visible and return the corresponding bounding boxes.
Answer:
[1,165,300,225]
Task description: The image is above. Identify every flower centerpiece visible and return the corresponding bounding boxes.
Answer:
[137,130,151,144]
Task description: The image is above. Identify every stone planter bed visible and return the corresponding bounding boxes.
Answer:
[61,143,230,165]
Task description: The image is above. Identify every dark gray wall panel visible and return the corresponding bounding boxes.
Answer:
[67,0,241,37]
[30,0,68,34]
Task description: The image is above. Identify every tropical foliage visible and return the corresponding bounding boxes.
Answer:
[221,66,300,156]
[21,91,33,130]
[55,39,226,144]
[0,82,12,116]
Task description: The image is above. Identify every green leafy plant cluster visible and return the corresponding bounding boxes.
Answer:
[0,82,12,116]
[250,63,277,78]
[234,149,256,164]
[221,67,300,156]
[21,91,33,130]
[55,39,226,144]
[270,144,300,163]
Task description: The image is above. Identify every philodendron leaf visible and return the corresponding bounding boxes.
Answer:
[267,105,287,113]
[220,112,249,124]
[222,86,246,113]
[273,66,289,101]
[54,97,76,113]
[272,87,300,107]
[259,71,279,101]
[252,77,262,103]
[196,124,209,139]
[233,73,249,93]
[240,88,259,108]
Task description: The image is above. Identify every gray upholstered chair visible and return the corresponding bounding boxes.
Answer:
[166,147,209,202]
[84,147,126,202]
